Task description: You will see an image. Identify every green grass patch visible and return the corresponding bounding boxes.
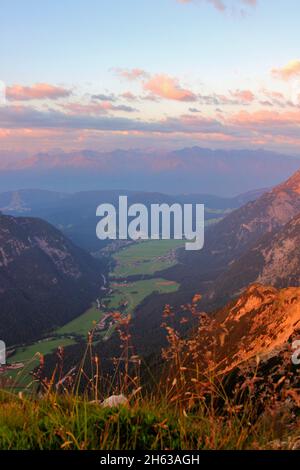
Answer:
[12,338,75,364]
[112,239,184,277]
[56,278,179,338]
[5,338,75,388]
[108,278,179,313]
[56,306,103,337]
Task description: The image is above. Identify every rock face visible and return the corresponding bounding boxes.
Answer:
[207,168,300,265]
[195,284,300,375]
[0,213,105,346]
[208,213,300,308]
[208,169,300,261]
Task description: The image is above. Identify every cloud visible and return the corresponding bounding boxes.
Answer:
[6,83,72,101]
[178,0,225,10]
[230,89,255,103]
[228,109,300,139]
[198,90,255,106]
[92,91,139,103]
[64,101,137,115]
[230,109,300,126]
[113,104,137,113]
[263,90,285,100]
[272,60,300,80]
[141,93,161,102]
[2,101,300,154]
[177,0,257,12]
[0,105,221,135]
[114,68,148,81]
[121,91,139,101]
[91,93,116,102]
[143,74,197,102]
[259,89,299,109]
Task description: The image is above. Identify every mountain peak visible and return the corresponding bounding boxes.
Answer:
[278,168,300,194]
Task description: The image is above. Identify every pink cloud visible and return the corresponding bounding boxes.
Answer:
[115,68,148,81]
[231,89,255,103]
[6,83,72,101]
[263,90,285,100]
[272,60,300,80]
[143,74,197,102]
[64,102,109,115]
[229,109,300,127]
[64,101,137,114]
[0,129,10,138]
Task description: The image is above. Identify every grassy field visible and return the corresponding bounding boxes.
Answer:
[108,278,178,311]
[5,338,75,388]
[55,306,103,337]
[112,239,184,277]
[11,338,75,364]
[54,278,178,339]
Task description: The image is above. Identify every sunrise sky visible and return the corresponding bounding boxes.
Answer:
[1,0,300,157]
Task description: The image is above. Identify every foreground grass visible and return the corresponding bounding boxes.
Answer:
[0,390,296,450]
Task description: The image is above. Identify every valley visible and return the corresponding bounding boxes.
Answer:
[3,239,181,386]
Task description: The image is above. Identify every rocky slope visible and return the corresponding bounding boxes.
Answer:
[0,213,105,346]
[194,284,300,375]
[208,213,300,308]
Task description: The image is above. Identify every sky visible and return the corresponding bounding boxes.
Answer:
[1,0,300,160]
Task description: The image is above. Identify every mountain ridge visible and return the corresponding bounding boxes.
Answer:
[0,213,106,346]
[0,146,299,195]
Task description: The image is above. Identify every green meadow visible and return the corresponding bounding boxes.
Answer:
[112,239,184,277]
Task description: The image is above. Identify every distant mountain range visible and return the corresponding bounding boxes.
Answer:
[0,147,299,195]
[0,213,106,346]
